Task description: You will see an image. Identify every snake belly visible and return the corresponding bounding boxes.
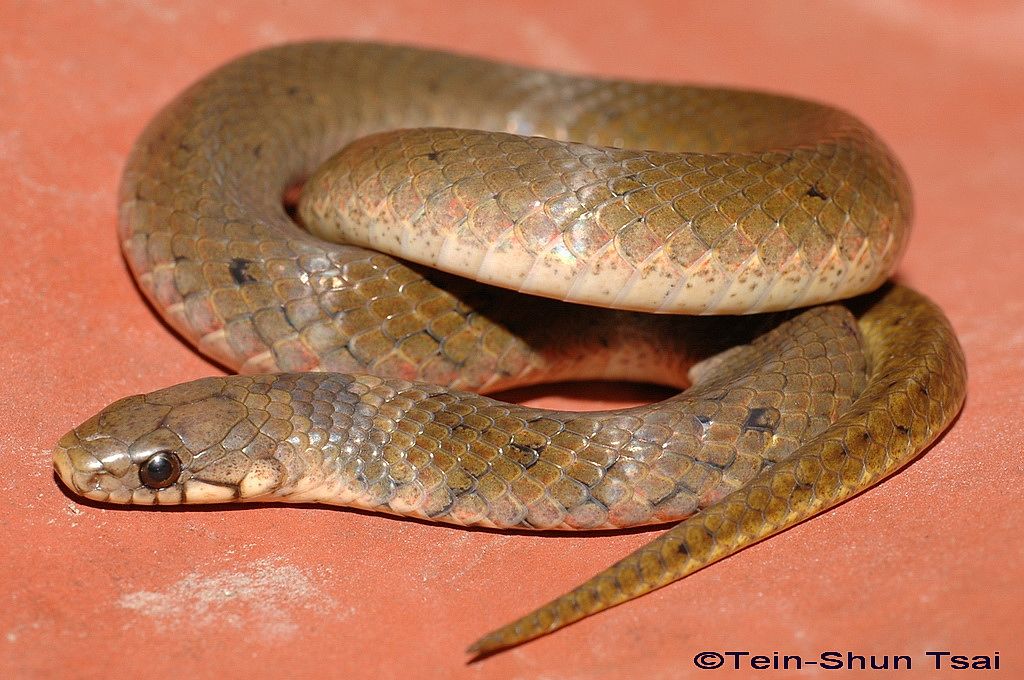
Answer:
[51,42,966,654]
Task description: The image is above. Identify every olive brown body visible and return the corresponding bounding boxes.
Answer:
[52,43,966,654]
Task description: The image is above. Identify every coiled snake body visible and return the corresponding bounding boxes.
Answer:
[52,42,966,654]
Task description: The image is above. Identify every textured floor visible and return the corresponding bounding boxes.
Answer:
[2,2,1021,678]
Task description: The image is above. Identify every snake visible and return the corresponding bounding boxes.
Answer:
[51,42,966,654]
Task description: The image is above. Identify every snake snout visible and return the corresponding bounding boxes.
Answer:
[52,427,131,503]
[52,392,197,505]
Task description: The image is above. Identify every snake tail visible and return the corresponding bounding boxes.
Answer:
[469,285,965,653]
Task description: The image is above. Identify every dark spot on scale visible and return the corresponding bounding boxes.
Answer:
[177,141,193,152]
[426,496,457,519]
[806,185,827,200]
[742,407,778,434]
[509,442,544,469]
[597,335,609,349]
[896,425,910,435]
[510,441,545,456]
[229,257,257,285]
[426,81,440,94]
[426,151,440,162]
[253,144,262,159]
[286,85,300,96]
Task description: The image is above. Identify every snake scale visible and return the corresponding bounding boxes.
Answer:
[52,42,966,654]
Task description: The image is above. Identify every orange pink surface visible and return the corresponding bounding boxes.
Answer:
[2,2,1021,678]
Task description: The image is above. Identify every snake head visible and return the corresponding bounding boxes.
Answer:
[52,376,292,505]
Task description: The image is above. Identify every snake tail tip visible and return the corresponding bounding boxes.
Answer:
[465,634,508,657]
[465,640,489,656]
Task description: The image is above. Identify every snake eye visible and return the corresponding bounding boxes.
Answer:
[139,451,181,489]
